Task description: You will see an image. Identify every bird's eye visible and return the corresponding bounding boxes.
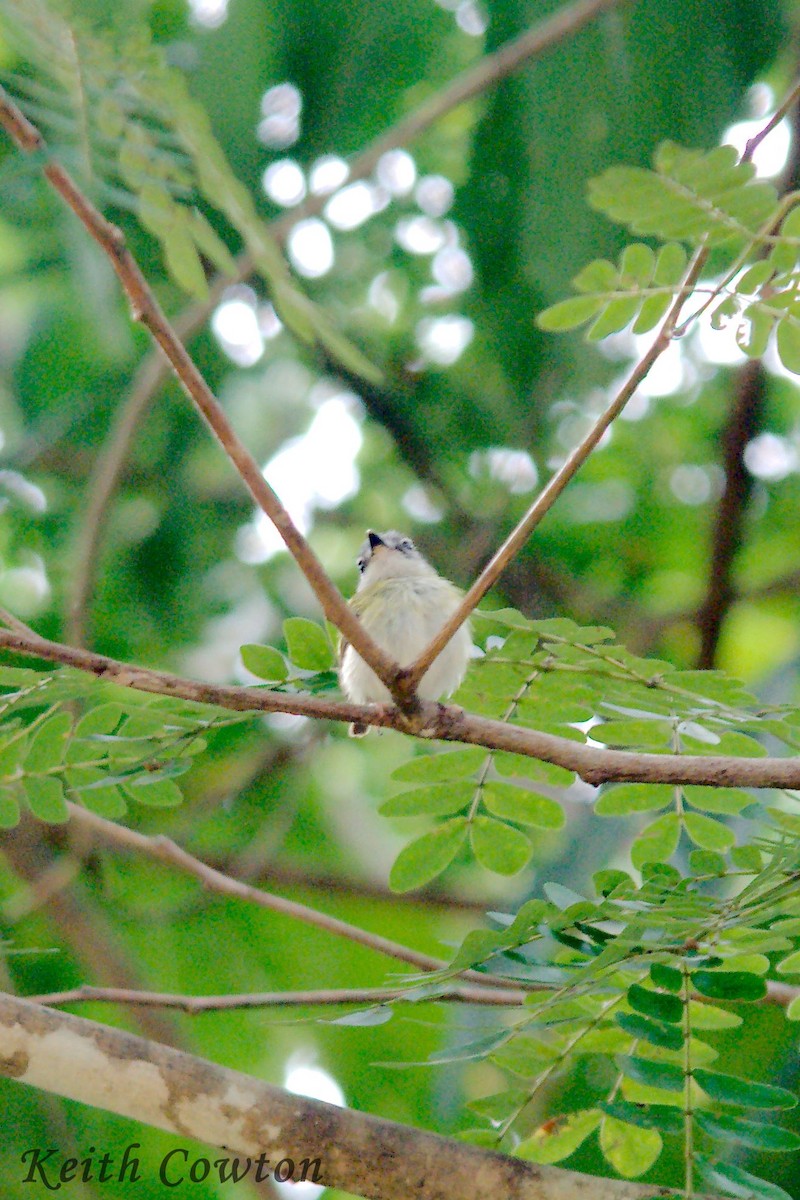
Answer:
[357,556,367,573]
[398,538,413,552]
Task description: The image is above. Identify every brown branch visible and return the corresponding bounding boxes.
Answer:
[3,625,800,788]
[29,982,525,1012]
[0,605,40,638]
[696,85,800,668]
[66,0,623,651]
[28,975,799,1014]
[696,360,766,668]
[0,992,694,1200]
[743,77,800,162]
[0,87,399,699]
[63,800,521,993]
[404,248,708,690]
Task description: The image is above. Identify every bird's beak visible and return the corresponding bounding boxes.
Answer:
[367,530,385,550]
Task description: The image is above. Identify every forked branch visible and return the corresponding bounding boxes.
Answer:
[3,626,800,789]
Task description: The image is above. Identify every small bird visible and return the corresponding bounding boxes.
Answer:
[339,530,472,735]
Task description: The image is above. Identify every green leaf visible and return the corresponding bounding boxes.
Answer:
[682,785,752,814]
[124,778,184,807]
[283,618,335,671]
[600,1114,662,1178]
[240,644,289,682]
[468,1087,530,1125]
[687,1001,741,1030]
[649,964,683,993]
[163,225,208,298]
[776,316,800,375]
[587,296,641,339]
[0,735,29,776]
[379,783,473,818]
[389,818,469,891]
[516,1109,601,1165]
[695,1110,800,1152]
[615,1012,683,1051]
[730,844,763,872]
[594,720,673,748]
[628,983,683,1024]
[23,712,71,772]
[594,869,634,897]
[787,994,800,1021]
[596,783,674,816]
[631,813,680,869]
[391,748,486,782]
[616,1056,684,1093]
[588,150,767,244]
[776,949,800,975]
[600,1101,683,1135]
[481,782,564,829]
[694,1068,797,1109]
[24,776,69,823]
[469,816,532,876]
[691,970,766,1001]
[689,849,727,875]
[536,295,604,331]
[72,703,124,740]
[66,767,127,818]
[698,1155,795,1200]
[682,812,735,851]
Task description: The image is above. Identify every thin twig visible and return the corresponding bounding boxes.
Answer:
[0,86,399,697]
[4,626,800,788]
[64,801,521,991]
[27,974,798,1014]
[0,605,40,638]
[743,76,800,162]
[29,982,526,1012]
[66,0,622,651]
[404,245,708,690]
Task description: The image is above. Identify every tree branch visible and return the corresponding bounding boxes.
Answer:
[743,77,800,162]
[0,86,399,699]
[696,360,765,668]
[66,0,623,651]
[0,992,699,1200]
[3,626,800,788]
[402,248,708,689]
[28,982,526,1012]
[27,975,799,1014]
[63,800,521,993]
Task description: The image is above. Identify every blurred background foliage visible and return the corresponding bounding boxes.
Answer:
[1,0,800,1195]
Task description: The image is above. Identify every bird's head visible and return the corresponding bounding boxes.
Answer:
[355,530,434,586]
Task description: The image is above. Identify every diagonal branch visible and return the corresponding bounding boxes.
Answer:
[403,246,708,690]
[64,800,521,992]
[0,992,693,1200]
[3,625,800,788]
[0,86,399,697]
[66,0,623,650]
